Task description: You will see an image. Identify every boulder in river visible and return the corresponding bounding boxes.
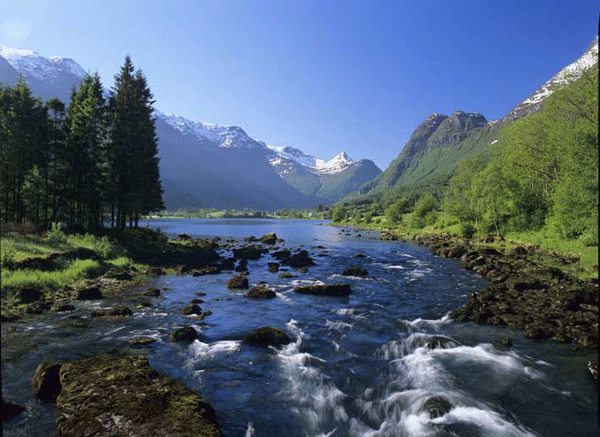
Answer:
[74,286,103,300]
[142,287,161,297]
[245,286,276,299]
[233,245,265,260]
[183,304,202,316]
[419,396,452,419]
[267,262,280,273]
[342,267,368,277]
[260,232,279,245]
[192,267,221,276]
[285,250,315,268]
[294,284,351,297]
[51,355,223,436]
[169,326,200,342]
[242,326,292,347]
[227,274,249,290]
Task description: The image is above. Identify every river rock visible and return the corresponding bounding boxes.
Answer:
[234,259,248,272]
[242,326,292,347]
[183,304,202,316]
[227,274,249,289]
[342,267,368,277]
[2,399,26,421]
[192,267,221,276]
[271,249,291,261]
[245,286,276,299]
[51,303,76,313]
[169,326,200,342]
[147,267,164,275]
[142,287,161,297]
[420,396,452,418]
[233,245,265,260]
[285,250,315,268]
[129,338,157,347]
[90,307,133,318]
[74,286,103,300]
[267,262,280,273]
[54,355,223,436]
[32,361,63,401]
[13,288,43,304]
[294,284,351,297]
[260,233,278,245]
[278,272,295,279]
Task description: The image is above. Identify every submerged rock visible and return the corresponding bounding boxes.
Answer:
[242,326,292,347]
[294,284,352,297]
[53,355,223,436]
[90,307,133,318]
[342,267,368,277]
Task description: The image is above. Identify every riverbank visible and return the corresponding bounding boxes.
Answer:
[2,224,597,434]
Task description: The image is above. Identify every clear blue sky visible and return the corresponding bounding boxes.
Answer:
[1,0,598,170]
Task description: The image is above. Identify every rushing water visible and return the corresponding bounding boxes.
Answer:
[2,219,597,436]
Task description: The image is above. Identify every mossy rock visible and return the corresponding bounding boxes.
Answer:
[31,361,63,402]
[170,326,200,342]
[227,274,249,290]
[245,286,276,299]
[54,355,223,436]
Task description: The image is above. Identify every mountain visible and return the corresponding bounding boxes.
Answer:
[345,37,599,205]
[0,45,86,102]
[0,45,381,209]
[266,148,381,202]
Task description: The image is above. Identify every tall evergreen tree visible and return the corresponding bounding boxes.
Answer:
[65,73,107,231]
[108,56,163,229]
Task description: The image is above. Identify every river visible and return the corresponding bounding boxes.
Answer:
[2,219,597,436]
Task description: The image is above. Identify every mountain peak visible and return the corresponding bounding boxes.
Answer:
[314,151,354,174]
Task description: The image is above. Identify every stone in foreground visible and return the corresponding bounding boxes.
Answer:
[294,283,352,297]
[242,326,292,347]
[245,286,276,299]
[52,355,223,436]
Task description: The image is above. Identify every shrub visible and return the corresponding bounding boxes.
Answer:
[459,223,477,238]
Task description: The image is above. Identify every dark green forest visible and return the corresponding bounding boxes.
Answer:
[0,57,163,232]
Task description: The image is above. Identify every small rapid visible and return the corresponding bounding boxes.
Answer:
[2,219,597,436]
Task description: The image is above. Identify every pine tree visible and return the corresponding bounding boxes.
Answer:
[108,56,163,229]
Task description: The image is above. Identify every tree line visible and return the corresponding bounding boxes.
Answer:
[333,66,598,246]
[0,56,164,232]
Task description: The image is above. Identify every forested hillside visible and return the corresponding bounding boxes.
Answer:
[0,57,163,232]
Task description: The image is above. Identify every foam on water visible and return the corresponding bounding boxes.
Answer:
[276,320,348,435]
[189,340,241,359]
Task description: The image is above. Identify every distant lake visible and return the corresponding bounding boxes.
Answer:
[2,219,597,437]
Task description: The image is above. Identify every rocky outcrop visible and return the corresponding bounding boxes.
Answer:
[13,288,43,304]
[74,286,103,300]
[410,234,598,350]
[32,361,63,402]
[294,284,352,297]
[34,355,223,436]
[242,326,292,347]
[419,396,452,419]
[259,233,279,245]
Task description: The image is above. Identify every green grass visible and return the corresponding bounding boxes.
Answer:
[1,259,106,290]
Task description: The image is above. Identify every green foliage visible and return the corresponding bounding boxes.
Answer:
[385,197,410,224]
[332,206,347,223]
[413,193,437,218]
[459,222,477,238]
[1,259,105,290]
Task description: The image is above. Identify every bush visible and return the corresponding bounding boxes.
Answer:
[46,223,68,244]
[459,223,477,238]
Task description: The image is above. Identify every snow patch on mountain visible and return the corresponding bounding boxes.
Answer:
[156,110,268,150]
[266,146,355,176]
[0,45,86,81]
[504,37,598,121]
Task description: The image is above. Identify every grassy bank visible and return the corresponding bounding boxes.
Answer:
[334,213,598,280]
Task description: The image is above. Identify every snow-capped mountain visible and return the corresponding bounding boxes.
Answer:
[0,45,381,208]
[503,37,598,122]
